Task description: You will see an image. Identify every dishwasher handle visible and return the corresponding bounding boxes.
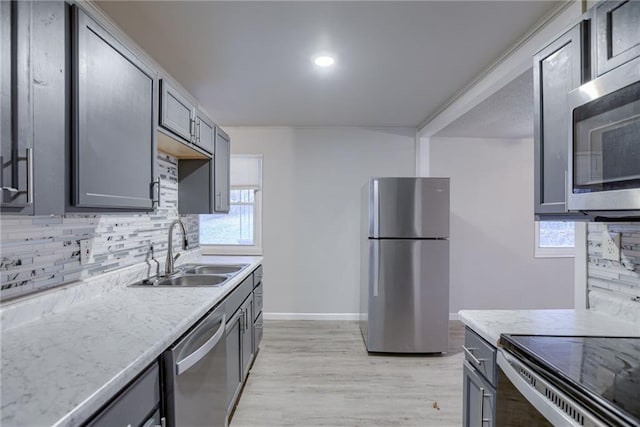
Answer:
[176,313,226,376]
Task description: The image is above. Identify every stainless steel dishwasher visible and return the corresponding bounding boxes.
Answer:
[163,303,227,427]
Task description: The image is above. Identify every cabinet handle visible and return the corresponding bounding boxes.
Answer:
[463,345,485,366]
[197,120,201,143]
[25,148,33,204]
[239,309,245,332]
[479,387,491,424]
[151,179,161,207]
[189,118,195,142]
[564,170,568,211]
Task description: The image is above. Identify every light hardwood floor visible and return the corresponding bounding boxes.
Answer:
[230,320,465,427]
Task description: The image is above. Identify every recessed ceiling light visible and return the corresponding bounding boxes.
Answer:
[314,56,335,67]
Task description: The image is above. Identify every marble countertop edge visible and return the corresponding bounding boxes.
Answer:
[1,254,263,427]
[458,308,640,347]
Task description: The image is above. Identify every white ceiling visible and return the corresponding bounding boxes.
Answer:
[97,1,559,128]
[435,68,534,139]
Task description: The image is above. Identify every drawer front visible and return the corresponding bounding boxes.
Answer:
[253,283,263,321]
[464,327,496,386]
[86,362,160,427]
[253,265,263,288]
[225,275,253,319]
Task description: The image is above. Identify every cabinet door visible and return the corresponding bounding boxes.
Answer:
[73,7,156,210]
[533,23,585,217]
[225,310,243,413]
[595,0,640,76]
[160,80,194,143]
[86,362,160,427]
[214,127,230,213]
[1,1,33,214]
[241,296,254,378]
[195,110,215,154]
[463,361,495,427]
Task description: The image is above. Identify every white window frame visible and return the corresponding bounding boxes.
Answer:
[534,221,576,258]
[200,155,263,256]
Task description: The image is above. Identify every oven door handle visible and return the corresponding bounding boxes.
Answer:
[176,313,226,376]
[497,350,606,427]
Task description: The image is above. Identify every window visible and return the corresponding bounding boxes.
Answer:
[534,221,575,258]
[200,155,262,255]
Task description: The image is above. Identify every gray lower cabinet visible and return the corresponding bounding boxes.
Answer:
[224,272,256,419]
[462,327,497,427]
[533,21,589,218]
[73,6,157,210]
[214,127,231,213]
[463,361,496,427]
[594,0,640,76]
[1,1,66,215]
[84,362,162,427]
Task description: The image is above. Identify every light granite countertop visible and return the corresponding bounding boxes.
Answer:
[459,308,640,346]
[0,255,263,427]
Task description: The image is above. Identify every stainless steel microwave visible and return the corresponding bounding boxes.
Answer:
[567,56,640,215]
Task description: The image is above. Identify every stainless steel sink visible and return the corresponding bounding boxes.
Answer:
[180,264,248,275]
[131,274,229,287]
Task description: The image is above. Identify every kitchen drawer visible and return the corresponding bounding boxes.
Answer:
[85,362,160,427]
[253,265,263,288]
[225,275,253,319]
[464,327,496,386]
[253,282,263,321]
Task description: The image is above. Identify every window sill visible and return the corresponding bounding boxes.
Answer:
[534,247,576,258]
[200,245,263,256]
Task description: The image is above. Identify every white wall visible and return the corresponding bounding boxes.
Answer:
[429,137,574,312]
[226,127,416,317]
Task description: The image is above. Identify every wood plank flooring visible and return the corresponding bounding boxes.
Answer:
[230,320,465,427]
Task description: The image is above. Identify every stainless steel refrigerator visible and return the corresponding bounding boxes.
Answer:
[360,177,450,353]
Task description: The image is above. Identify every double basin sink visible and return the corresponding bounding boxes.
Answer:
[133,263,249,287]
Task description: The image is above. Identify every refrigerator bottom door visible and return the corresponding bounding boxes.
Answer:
[367,239,449,353]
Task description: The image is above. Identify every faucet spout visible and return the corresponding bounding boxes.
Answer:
[165,219,189,276]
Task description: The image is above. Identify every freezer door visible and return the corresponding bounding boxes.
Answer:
[366,239,449,353]
[369,178,449,239]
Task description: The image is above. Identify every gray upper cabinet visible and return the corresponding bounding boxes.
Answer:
[1,1,33,214]
[195,110,215,154]
[533,22,589,218]
[594,0,640,76]
[2,1,66,216]
[73,6,157,210]
[214,127,231,213]
[160,80,194,144]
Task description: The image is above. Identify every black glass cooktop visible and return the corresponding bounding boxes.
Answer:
[500,335,640,426]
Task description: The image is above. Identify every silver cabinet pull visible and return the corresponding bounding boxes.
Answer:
[151,179,161,207]
[463,345,485,366]
[239,308,245,332]
[197,120,201,143]
[25,148,33,204]
[480,387,491,424]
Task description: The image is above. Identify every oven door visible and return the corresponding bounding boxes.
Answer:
[567,56,640,213]
[497,350,608,427]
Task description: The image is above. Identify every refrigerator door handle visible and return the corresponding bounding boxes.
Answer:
[371,240,379,297]
[372,179,379,238]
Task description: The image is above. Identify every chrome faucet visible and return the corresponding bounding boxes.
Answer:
[165,219,189,276]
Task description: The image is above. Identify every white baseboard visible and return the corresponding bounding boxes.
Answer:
[263,313,360,321]
[263,312,460,321]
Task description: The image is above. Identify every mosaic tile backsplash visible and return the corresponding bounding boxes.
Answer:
[587,222,640,300]
[0,153,199,301]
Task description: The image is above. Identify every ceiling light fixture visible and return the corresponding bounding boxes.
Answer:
[314,56,335,67]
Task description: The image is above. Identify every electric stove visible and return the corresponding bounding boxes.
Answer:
[499,335,640,427]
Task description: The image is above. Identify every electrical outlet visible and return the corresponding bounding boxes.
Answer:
[602,231,621,261]
[80,239,93,265]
